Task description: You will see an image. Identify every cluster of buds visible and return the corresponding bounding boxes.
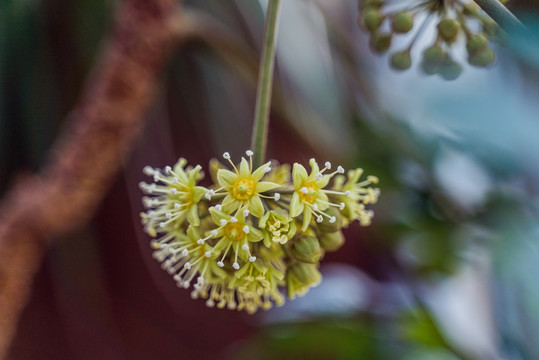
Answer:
[139,151,379,314]
[359,0,506,80]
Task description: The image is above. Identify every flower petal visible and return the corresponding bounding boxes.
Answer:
[249,196,264,218]
[289,192,304,217]
[186,205,200,226]
[309,158,320,177]
[255,181,280,193]
[239,157,250,177]
[292,163,308,188]
[247,226,263,242]
[217,169,238,187]
[301,209,312,232]
[252,161,272,182]
[223,197,240,214]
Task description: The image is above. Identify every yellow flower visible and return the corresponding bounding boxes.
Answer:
[140,158,208,236]
[212,151,280,217]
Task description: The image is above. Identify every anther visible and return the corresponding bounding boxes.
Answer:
[243,209,250,217]
[316,215,323,223]
[329,216,336,223]
[312,203,318,211]
[230,217,238,223]
[274,193,281,201]
[215,204,222,212]
[185,262,192,270]
[197,239,205,245]
[205,191,212,200]
[345,190,352,197]
[300,187,309,194]
[165,212,172,219]
[315,173,323,180]
[153,174,160,182]
[337,166,345,174]
[174,203,181,209]
[249,256,256,262]
[164,166,172,174]
[159,222,166,228]
[264,167,271,173]
[223,152,231,160]
[233,262,240,270]
[325,161,332,169]
[339,202,345,210]
[143,166,155,176]
[211,230,218,237]
[205,251,212,258]
[243,226,250,234]
[182,249,189,256]
[246,150,254,156]
[220,219,227,226]
[170,188,178,195]
[242,244,249,251]
[197,276,205,285]
[217,261,224,268]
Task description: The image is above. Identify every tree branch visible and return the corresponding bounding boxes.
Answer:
[0,0,182,356]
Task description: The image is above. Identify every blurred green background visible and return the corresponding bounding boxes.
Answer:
[1,0,539,359]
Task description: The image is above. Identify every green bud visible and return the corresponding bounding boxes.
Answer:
[422,45,446,66]
[291,236,322,263]
[389,50,411,71]
[468,47,495,67]
[391,12,414,34]
[317,207,343,233]
[319,231,345,252]
[437,18,461,43]
[360,0,383,9]
[462,2,480,16]
[286,263,322,299]
[369,32,392,54]
[466,34,488,56]
[438,59,462,81]
[362,8,384,33]
[420,61,439,76]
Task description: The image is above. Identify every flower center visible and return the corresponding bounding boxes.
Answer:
[299,182,318,204]
[232,178,255,201]
[224,222,246,241]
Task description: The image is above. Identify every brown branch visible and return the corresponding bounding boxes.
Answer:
[0,0,183,356]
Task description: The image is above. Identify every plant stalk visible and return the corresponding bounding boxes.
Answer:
[250,0,282,168]
[473,0,523,34]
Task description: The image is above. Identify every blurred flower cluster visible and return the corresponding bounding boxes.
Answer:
[359,0,505,79]
[139,151,379,313]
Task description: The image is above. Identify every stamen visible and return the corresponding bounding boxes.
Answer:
[243,226,250,234]
[243,209,250,217]
[337,166,345,174]
[170,188,178,195]
[325,161,332,169]
[143,166,155,176]
[205,251,212,258]
[274,193,280,201]
[211,230,218,237]
[242,244,249,251]
[215,204,222,212]
[223,152,231,160]
[182,249,189,256]
[329,216,336,223]
[249,256,256,262]
[316,215,323,223]
[165,212,172,219]
[217,261,224,268]
[185,262,192,270]
[264,167,271,173]
[246,150,254,156]
[339,202,345,210]
[300,187,309,194]
[174,203,181,209]
[197,239,205,245]
[345,190,352,197]
[164,166,172,174]
[220,219,227,226]
[315,173,323,180]
[233,262,240,270]
[230,217,238,223]
[312,203,318,211]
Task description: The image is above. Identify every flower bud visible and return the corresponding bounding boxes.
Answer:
[291,236,322,263]
[466,34,488,56]
[369,33,392,54]
[422,45,446,66]
[362,8,384,33]
[420,61,438,76]
[286,263,322,299]
[319,231,345,252]
[389,50,411,71]
[482,20,499,37]
[438,59,462,81]
[361,0,383,9]
[317,207,342,233]
[462,2,480,16]
[437,18,461,43]
[468,48,495,67]
[391,12,414,34]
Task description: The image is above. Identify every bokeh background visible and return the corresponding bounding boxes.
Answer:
[2,0,539,359]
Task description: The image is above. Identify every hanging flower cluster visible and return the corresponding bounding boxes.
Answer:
[139,151,379,314]
[358,0,506,80]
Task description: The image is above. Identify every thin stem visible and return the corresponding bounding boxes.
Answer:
[250,0,282,168]
[473,0,524,34]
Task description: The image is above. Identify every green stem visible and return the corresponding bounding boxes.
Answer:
[250,0,282,168]
[473,0,524,34]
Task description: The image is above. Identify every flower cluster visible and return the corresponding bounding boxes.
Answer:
[140,151,379,314]
[358,0,506,80]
